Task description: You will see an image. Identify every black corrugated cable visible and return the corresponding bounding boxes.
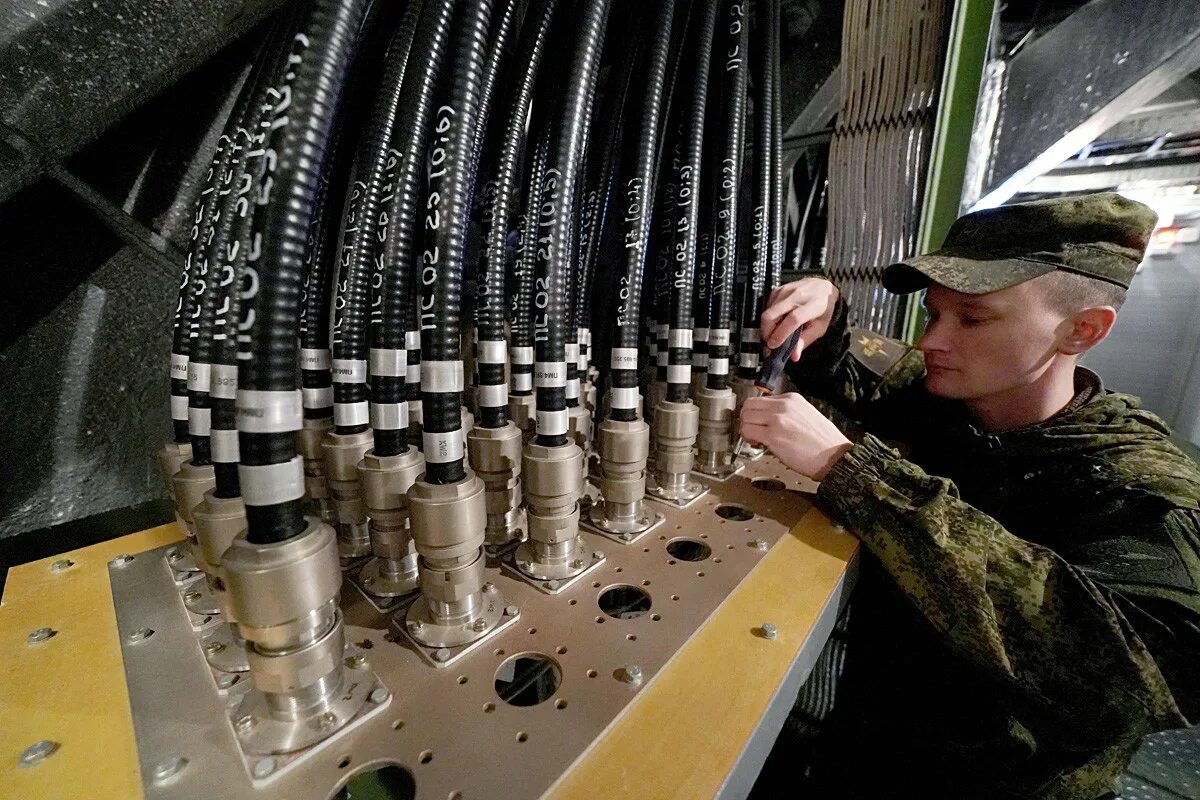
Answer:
[418,0,495,484]
[235,0,370,544]
[374,0,457,458]
[705,0,750,392]
[768,0,784,289]
[476,0,559,429]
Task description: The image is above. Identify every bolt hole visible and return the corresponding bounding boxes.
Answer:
[592,581,601,588]
[457,676,468,685]
[483,702,496,713]
[671,594,680,601]
[449,792,463,800]
[495,654,562,707]
[714,558,722,563]
[419,750,433,765]
[697,572,706,577]
[642,579,651,586]
[555,699,568,710]
[715,504,753,521]
[392,719,405,730]
[614,567,623,573]
[726,544,735,550]
[666,539,712,562]
[527,627,537,634]
[668,559,677,565]
[595,615,605,623]
[557,646,568,655]
[643,547,650,552]
[494,648,505,656]
[597,585,652,619]
[587,669,598,678]
[516,732,529,743]
[626,634,637,641]
[338,755,351,769]
[752,478,786,492]
[568,599,577,606]
[651,614,662,621]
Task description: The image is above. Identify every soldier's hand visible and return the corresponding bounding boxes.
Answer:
[740,393,852,481]
[759,278,839,361]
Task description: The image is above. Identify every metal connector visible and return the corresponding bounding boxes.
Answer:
[321,429,373,561]
[694,386,738,478]
[515,442,591,580]
[296,417,334,525]
[647,400,705,506]
[507,394,537,443]
[587,418,661,540]
[356,448,425,598]
[466,422,524,547]
[192,490,250,673]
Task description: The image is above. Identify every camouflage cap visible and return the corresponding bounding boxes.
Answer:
[883,192,1158,295]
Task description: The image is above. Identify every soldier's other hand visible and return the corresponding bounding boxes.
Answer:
[759,278,839,361]
[740,393,852,481]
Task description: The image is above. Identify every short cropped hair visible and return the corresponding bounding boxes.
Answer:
[1037,270,1127,315]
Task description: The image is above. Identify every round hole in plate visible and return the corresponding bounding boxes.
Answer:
[419,750,434,765]
[555,699,568,710]
[666,539,712,562]
[642,579,651,586]
[651,613,662,621]
[715,504,753,521]
[527,627,537,635]
[587,669,598,678]
[516,732,529,743]
[714,558,722,564]
[752,478,786,492]
[483,702,496,713]
[668,559,677,565]
[338,755,351,769]
[726,544,735,550]
[568,599,577,606]
[592,581,601,588]
[556,646,568,655]
[700,533,708,539]
[457,675,468,685]
[671,594,680,601]
[392,719,405,730]
[697,571,706,578]
[495,648,505,656]
[595,615,605,623]
[626,634,637,641]
[597,585,652,619]
[495,653,562,707]
[449,792,463,800]
[614,567,623,573]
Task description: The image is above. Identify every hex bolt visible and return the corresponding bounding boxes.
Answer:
[109,554,133,568]
[345,654,368,670]
[50,559,74,573]
[252,757,276,779]
[622,665,643,685]
[761,623,778,640]
[27,627,56,645]
[369,686,390,704]
[621,533,634,542]
[751,539,768,552]
[127,627,155,643]
[19,740,59,767]
[184,591,202,603]
[151,756,187,784]
[167,550,183,564]
[592,550,605,560]
[471,618,488,632]
[433,648,452,663]
[318,712,338,730]
[235,715,256,734]
[504,605,519,617]
[482,582,496,593]
[204,642,226,655]
[571,559,584,569]
[544,579,560,591]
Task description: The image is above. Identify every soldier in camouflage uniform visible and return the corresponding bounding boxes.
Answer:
[740,193,1200,799]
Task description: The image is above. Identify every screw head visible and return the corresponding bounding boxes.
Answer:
[204,641,225,655]
[544,579,560,591]
[471,618,488,632]
[167,550,183,563]
[751,539,768,551]
[621,532,634,542]
[345,654,367,669]
[362,575,375,586]
[482,582,496,593]
[408,619,423,632]
[504,604,519,617]
[252,757,276,779]
[19,740,59,767]
[622,665,643,685]
[127,627,155,643]
[592,550,604,560]
[433,647,451,662]
[27,627,56,644]
[109,554,133,568]
[184,591,202,603]
[761,623,778,640]
[151,755,187,783]
[368,687,390,704]
[50,559,74,573]
[318,711,338,730]
[571,559,584,569]
[235,715,255,734]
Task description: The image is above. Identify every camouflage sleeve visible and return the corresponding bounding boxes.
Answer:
[785,295,926,421]
[817,434,1189,746]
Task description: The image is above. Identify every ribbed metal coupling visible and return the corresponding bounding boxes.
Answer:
[694,386,737,477]
[466,422,524,546]
[321,429,373,561]
[356,448,424,597]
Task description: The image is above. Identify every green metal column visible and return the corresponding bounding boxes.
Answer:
[901,0,996,343]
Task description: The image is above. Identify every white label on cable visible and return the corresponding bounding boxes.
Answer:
[210,364,238,399]
[741,327,760,344]
[511,346,534,365]
[406,363,421,384]
[334,401,369,427]
[477,339,505,364]
[302,386,333,408]
[300,348,331,371]
[513,373,532,392]
[187,361,211,392]
[709,328,731,346]
[188,406,211,437]
[565,342,578,368]
[423,428,465,463]
[236,389,303,433]
[667,364,690,384]
[369,348,406,377]
[407,398,422,418]
[171,394,188,421]
[708,357,729,376]
[421,360,464,392]
[210,428,239,463]
[610,386,639,409]
[611,347,638,371]
[170,353,189,381]
[332,359,367,383]
[536,408,568,436]
[668,329,693,349]
[740,352,760,368]
[534,362,566,388]
[566,378,580,400]
[370,402,408,430]
[238,456,305,506]
[694,327,710,343]
[478,382,507,407]
[406,331,421,350]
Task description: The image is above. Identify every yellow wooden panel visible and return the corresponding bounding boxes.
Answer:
[546,507,857,800]
[0,523,181,800]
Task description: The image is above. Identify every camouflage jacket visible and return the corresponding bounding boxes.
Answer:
[787,299,1200,800]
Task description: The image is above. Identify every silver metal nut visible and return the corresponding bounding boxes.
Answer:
[252,757,276,779]
[369,687,390,704]
[27,627,56,644]
[19,740,60,767]
[50,559,74,573]
[761,623,778,640]
[151,756,187,784]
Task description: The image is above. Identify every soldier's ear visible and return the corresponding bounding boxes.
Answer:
[1057,306,1117,355]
